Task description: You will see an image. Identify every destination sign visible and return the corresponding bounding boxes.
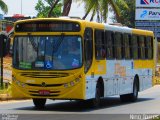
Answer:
[15,21,81,32]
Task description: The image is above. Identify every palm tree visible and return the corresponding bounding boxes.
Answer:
[48,0,128,23]
[48,0,72,17]
[0,0,8,14]
[82,0,128,23]
[113,0,135,27]
[48,0,60,17]
[62,0,72,16]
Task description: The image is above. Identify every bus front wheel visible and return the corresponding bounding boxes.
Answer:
[90,83,101,108]
[33,98,46,109]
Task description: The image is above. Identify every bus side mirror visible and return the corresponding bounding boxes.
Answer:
[0,34,10,57]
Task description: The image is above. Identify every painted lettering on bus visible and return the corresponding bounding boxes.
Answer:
[114,63,126,77]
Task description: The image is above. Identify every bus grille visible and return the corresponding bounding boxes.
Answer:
[20,72,69,78]
[26,83,63,87]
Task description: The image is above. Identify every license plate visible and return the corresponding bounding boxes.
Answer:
[39,90,50,95]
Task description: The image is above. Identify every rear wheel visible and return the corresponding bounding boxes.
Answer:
[129,80,138,102]
[120,79,138,102]
[33,98,46,109]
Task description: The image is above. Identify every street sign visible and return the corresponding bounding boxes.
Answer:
[136,27,160,32]
[135,26,160,37]
[135,21,160,27]
[136,9,160,20]
[155,32,160,37]
[136,0,160,7]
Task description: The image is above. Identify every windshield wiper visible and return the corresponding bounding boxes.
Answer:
[29,36,38,51]
[53,33,65,52]
[52,34,65,61]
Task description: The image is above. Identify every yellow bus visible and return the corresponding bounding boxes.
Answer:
[11,18,155,108]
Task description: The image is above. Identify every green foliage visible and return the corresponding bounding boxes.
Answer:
[0,83,10,94]
[81,0,128,23]
[35,0,62,18]
[112,0,135,28]
[0,0,8,14]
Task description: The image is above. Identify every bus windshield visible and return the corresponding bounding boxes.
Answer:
[13,36,83,70]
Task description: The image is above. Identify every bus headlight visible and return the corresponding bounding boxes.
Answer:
[70,81,74,86]
[12,76,16,82]
[75,78,80,82]
[13,76,26,88]
[16,80,26,88]
[64,83,69,88]
[64,77,81,88]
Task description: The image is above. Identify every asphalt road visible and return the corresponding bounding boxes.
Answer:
[1,85,160,120]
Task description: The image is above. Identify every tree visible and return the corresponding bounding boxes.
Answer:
[48,0,61,17]
[0,0,8,14]
[35,0,62,18]
[81,0,129,23]
[62,0,72,16]
[48,0,73,17]
[112,0,135,27]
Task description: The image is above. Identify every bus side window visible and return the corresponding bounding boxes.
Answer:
[138,36,145,59]
[145,36,153,59]
[114,32,122,59]
[105,31,114,59]
[95,30,105,60]
[131,35,138,59]
[123,34,131,59]
[84,28,93,73]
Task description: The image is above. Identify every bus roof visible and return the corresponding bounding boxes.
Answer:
[132,28,154,36]
[104,24,132,34]
[14,17,154,36]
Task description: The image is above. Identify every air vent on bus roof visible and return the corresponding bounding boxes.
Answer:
[59,16,81,20]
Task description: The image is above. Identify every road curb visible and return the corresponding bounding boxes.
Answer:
[0,94,29,101]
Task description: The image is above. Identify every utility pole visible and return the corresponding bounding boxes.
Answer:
[0,34,4,89]
[21,0,22,14]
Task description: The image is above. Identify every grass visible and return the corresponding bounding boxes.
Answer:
[0,84,11,95]
[153,116,160,120]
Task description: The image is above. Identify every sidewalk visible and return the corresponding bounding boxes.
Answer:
[0,93,12,101]
[0,93,29,101]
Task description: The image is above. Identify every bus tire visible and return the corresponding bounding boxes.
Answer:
[120,78,138,102]
[90,83,101,108]
[33,98,46,109]
[129,79,138,102]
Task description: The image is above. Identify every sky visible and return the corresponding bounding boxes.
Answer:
[1,0,112,22]
[2,0,85,17]
[3,0,38,16]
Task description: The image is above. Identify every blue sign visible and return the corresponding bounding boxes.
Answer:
[0,14,4,20]
[136,0,160,7]
[45,61,53,69]
[140,10,148,18]
[135,21,160,27]
[141,0,149,5]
